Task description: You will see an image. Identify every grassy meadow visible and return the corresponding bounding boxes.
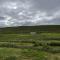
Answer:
[0,25,60,60]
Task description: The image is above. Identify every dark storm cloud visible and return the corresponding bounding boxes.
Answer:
[0,0,60,27]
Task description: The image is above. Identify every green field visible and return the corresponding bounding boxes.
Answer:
[0,25,60,60]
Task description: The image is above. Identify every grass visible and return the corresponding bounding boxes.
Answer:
[0,28,60,60]
[0,48,48,60]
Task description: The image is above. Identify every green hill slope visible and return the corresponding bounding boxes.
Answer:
[0,25,60,34]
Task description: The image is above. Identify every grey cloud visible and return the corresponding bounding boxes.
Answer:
[0,0,60,27]
[32,0,60,11]
[0,20,6,27]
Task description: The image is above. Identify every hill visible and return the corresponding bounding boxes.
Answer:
[0,25,60,60]
[0,25,60,34]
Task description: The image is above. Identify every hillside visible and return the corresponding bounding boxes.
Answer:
[0,25,60,34]
[0,25,60,60]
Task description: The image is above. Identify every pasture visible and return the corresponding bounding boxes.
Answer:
[0,25,60,60]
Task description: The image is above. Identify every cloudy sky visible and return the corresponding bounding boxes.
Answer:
[0,0,60,27]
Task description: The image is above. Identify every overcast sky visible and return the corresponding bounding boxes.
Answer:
[0,0,60,27]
